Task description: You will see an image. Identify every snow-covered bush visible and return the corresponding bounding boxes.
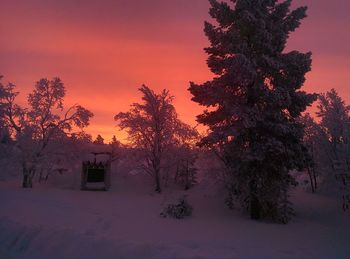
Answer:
[160,196,193,219]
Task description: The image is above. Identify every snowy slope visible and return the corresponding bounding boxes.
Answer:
[0,174,349,259]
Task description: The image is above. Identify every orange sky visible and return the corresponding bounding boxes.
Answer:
[1,0,349,142]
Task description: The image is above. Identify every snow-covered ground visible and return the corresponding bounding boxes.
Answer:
[0,173,349,259]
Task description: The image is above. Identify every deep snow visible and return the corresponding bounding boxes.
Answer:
[0,173,349,259]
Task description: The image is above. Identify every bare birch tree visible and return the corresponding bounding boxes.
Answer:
[0,76,93,187]
[115,85,197,193]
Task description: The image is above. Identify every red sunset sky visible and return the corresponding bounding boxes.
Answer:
[1,0,349,141]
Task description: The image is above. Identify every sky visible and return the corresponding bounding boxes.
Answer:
[1,0,350,142]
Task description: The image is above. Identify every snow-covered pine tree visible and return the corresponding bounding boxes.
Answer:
[109,135,122,162]
[189,0,317,223]
[317,89,350,163]
[316,89,350,207]
[110,135,119,146]
[94,134,105,145]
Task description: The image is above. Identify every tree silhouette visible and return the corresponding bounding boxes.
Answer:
[115,85,197,193]
[94,134,105,145]
[189,0,317,222]
[0,77,93,188]
[317,88,350,161]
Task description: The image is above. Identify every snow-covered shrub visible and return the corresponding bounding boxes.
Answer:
[160,196,193,219]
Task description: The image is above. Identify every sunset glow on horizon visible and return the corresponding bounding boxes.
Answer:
[1,0,350,142]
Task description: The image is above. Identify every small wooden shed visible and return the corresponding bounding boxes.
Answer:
[81,152,111,191]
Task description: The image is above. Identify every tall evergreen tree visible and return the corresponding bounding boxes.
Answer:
[189,0,317,223]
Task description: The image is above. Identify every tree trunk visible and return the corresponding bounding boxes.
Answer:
[184,160,189,190]
[174,163,179,182]
[22,173,33,188]
[155,168,161,193]
[153,156,162,193]
[307,166,315,193]
[38,169,44,183]
[22,164,34,188]
[250,180,261,220]
[313,169,318,190]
